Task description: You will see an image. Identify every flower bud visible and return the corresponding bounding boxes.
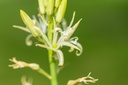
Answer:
[38,0,45,15]
[56,0,67,23]
[29,63,40,70]
[46,0,55,15]
[20,10,40,37]
[44,0,48,7]
[55,0,61,8]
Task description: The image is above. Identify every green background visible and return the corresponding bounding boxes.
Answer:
[0,0,128,85]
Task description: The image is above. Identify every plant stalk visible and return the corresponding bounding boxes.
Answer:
[48,15,58,85]
[48,50,58,85]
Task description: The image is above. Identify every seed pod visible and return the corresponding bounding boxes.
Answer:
[46,0,55,15]
[55,0,62,8]
[20,10,40,37]
[56,0,67,23]
[38,0,45,15]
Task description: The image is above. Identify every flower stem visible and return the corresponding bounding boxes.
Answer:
[48,15,58,85]
[48,50,58,85]
[38,68,52,80]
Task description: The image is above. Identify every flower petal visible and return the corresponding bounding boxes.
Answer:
[34,26,51,47]
[25,34,33,46]
[39,16,47,33]
[66,18,82,40]
[68,11,75,28]
[62,18,67,30]
[21,76,33,85]
[56,50,64,66]
[52,18,62,45]
[13,25,30,33]
[67,72,98,85]
[70,38,83,56]
[36,43,54,51]
[62,37,83,56]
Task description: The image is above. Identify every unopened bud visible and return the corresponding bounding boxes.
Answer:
[20,10,40,37]
[55,0,61,8]
[38,0,45,15]
[56,0,67,23]
[44,0,48,7]
[46,0,55,15]
[29,63,40,70]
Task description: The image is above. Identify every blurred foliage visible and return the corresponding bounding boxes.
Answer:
[0,0,128,85]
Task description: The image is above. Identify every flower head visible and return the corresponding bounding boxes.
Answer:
[13,0,82,66]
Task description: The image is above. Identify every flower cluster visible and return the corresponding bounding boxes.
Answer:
[9,0,98,85]
[13,0,83,66]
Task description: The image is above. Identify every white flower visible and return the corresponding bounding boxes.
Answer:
[67,72,98,85]
[9,57,40,70]
[13,11,83,66]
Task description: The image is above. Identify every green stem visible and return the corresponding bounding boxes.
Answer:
[48,16,53,43]
[47,15,58,85]
[38,68,52,80]
[48,50,58,85]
